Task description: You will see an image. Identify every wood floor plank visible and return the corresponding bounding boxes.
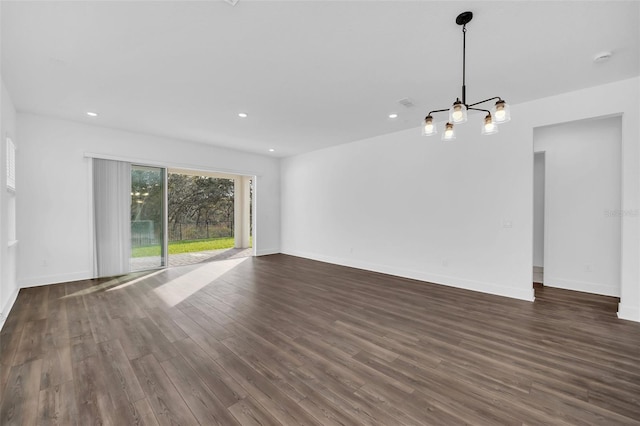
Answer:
[0,254,639,425]
[38,381,79,426]
[97,339,146,402]
[221,334,309,403]
[64,293,92,340]
[42,295,70,351]
[133,398,160,426]
[0,358,42,426]
[40,343,73,391]
[131,353,199,426]
[0,331,23,390]
[180,305,235,340]
[216,353,323,426]
[132,317,178,362]
[297,392,364,426]
[228,397,281,426]
[86,292,118,344]
[112,317,151,360]
[171,313,230,359]
[172,337,248,408]
[291,362,408,426]
[95,341,155,426]
[529,384,639,425]
[160,354,241,425]
[72,355,116,426]
[13,319,47,365]
[25,285,50,322]
[144,307,188,343]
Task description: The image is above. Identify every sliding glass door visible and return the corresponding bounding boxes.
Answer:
[130,165,167,271]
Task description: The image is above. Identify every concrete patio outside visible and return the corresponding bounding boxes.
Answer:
[130,247,253,271]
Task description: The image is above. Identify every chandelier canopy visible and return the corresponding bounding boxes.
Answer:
[423,11,510,140]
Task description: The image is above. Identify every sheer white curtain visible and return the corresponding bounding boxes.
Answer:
[93,159,131,277]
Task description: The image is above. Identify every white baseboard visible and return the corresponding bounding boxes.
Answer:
[282,249,535,302]
[255,248,280,256]
[19,271,93,288]
[618,303,640,322]
[544,276,620,297]
[0,287,20,332]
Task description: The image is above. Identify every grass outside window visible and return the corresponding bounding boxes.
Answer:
[132,237,239,258]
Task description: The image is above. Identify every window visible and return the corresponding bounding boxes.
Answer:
[6,137,15,190]
[6,137,17,245]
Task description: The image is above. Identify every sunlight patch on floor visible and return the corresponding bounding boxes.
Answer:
[153,257,249,307]
[62,269,165,299]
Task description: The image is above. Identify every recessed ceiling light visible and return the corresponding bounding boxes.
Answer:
[86,112,98,117]
[388,113,398,119]
[238,112,248,118]
[268,148,275,152]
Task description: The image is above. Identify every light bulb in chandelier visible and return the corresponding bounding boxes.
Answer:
[422,115,437,136]
[481,113,499,135]
[493,100,511,123]
[442,122,456,141]
[449,100,467,124]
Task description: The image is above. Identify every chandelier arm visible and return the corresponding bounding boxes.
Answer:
[467,107,491,114]
[427,108,451,116]
[467,97,503,108]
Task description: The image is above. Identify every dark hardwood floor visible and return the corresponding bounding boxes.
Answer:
[1,254,639,425]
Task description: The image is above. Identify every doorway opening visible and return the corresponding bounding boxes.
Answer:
[533,152,545,286]
[166,169,253,267]
[130,167,253,271]
[532,115,622,297]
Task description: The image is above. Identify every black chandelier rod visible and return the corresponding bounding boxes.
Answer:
[461,24,467,105]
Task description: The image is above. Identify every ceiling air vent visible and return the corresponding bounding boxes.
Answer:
[397,98,415,108]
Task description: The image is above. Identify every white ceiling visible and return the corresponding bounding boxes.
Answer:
[2,1,638,157]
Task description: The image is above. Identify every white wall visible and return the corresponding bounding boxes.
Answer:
[1,78,19,329]
[534,117,621,296]
[281,77,640,321]
[282,112,535,302]
[16,113,280,287]
[533,152,545,268]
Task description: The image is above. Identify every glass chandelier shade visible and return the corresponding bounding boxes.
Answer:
[442,122,456,141]
[481,113,499,135]
[493,100,511,123]
[422,115,437,136]
[449,100,468,124]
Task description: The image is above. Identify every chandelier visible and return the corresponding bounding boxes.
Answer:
[422,11,510,140]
